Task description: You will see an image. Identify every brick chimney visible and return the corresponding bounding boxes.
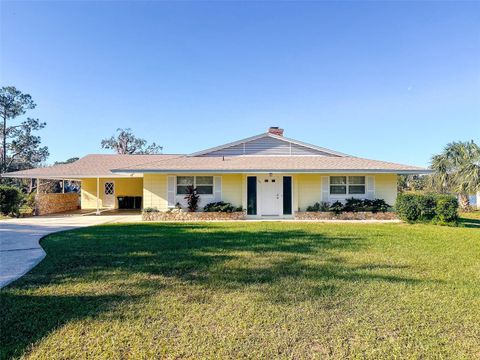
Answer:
[268,127,284,136]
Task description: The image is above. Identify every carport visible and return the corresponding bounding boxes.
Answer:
[1,154,149,215]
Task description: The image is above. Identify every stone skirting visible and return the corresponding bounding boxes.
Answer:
[294,211,398,220]
[143,211,247,221]
[36,193,80,215]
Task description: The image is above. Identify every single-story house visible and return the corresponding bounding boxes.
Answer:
[2,127,429,218]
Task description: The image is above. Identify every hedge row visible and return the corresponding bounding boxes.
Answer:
[306,198,391,214]
[396,193,459,224]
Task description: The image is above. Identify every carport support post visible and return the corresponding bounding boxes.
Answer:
[35,178,40,216]
[96,177,100,215]
[62,180,65,193]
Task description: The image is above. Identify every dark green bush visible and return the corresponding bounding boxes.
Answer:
[0,185,24,216]
[204,201,242,213]
[343,198,391,213]
[319,202,331,212]
[368,199,390,213]
[329,201,344,215]
[306,202,320,212]
[305,202,330,212]
[305,199,390,213]
[344,198,365,212]
[396,193,458,225]
[435,195,459,224]
[418,194,437,221]
[396,193,421,222]
[143,207,159,213]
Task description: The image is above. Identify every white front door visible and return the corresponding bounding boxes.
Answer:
[103,181,115,208]
[259,176,281,216]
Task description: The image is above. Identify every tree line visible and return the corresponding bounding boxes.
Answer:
[0,86,162,181]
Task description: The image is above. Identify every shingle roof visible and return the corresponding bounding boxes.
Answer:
[2,153,429,179]
[112,155,429,174]
[1,154,181,179]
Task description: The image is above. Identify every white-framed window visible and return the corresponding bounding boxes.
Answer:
[196,176,214,194]
[348,176,366,194]
[176,176,213,195]
[330,176,365,195]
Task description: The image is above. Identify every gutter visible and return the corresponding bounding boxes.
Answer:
[111,168,432,175]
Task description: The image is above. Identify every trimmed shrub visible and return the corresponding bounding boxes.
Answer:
[0,185,24,216]
[306,202,330,212]
[306,202,321,212]
[143,207,159,213]
[204,201,242,213]
[318,202,331,212]
[396,194,421,222]
[418,194,437,221]
[305,199,390,213]
[435,195,459,224]
[372,199,391,213]
[396,193,459,225]
[367,199,390,213]
[344,198,365,212]
[329,201,344,215]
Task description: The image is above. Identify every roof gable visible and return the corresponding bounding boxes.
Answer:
[190,133,348,157]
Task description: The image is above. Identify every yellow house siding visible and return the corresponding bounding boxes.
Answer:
[221,174,243,207]
[374,174,398,205]
[144,174,243,210]
[81,178,100,209]
[292,175,299,212]
[296,174,322,211]
[296,173,398,210]
[81,173,398,212]
[81,178,144,209]
[143,174,168,210]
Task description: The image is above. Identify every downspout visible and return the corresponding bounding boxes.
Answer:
[96,177,100,215]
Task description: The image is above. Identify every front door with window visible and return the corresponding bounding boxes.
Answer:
[104,181,115,208]
[259,176,281,216]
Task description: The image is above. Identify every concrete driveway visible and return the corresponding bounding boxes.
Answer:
[0,213,141,289]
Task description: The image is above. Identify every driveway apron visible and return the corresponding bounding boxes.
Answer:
[0,214,140,288]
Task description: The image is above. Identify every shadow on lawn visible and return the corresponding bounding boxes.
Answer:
[1,223,426,359]
[0,293,146,360]
[459,217,480,229]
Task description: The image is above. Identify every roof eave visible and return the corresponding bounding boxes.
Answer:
[1,173,143,179]
[111,168,431,174]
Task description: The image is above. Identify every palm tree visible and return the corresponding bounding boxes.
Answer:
[430,140,480,209]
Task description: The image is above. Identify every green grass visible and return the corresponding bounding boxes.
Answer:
[1,222,479,359]
[459,211,480,228]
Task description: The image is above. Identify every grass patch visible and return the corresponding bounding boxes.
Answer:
[459,211,480,228]
[1,222,479,359]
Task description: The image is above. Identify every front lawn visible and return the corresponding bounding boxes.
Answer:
[1,222,479,359]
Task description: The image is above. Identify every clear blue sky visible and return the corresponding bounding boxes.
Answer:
[1,1,479,167]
